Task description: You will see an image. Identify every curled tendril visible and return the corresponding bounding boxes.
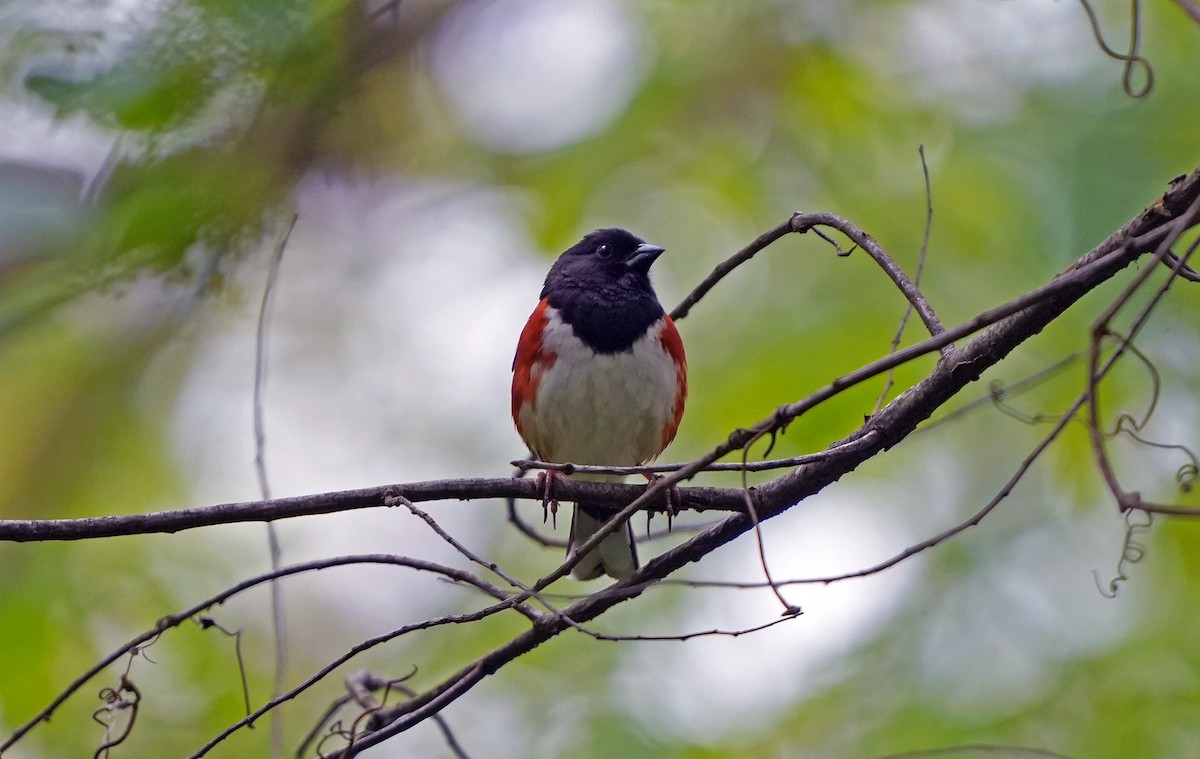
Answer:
[92,675,140,759]
[1093,330,1200,498]
[1111,425,1200,497]
[1100,331,1161,434]
[1078,0,1154,98]
[1093,509,1154,598]
[315,719,354,758]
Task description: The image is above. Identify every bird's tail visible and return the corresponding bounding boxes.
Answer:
[569,503,638,580]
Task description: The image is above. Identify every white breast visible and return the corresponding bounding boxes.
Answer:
[518,307,678,469]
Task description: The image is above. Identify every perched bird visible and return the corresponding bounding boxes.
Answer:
[512,228,687,580]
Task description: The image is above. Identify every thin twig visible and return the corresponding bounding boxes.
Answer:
[874,743,1079,759]
[254,212,298,759]
[296,693,351,758]
[304,670,473,759]
[391,495,550,623]
[505,494,568,548]
[876,145,937,413]
[739,443,801,615]
[194,616,253,718]
[1162,250,1200,281]
[570,614,800,642]
[387,681,472,759]
[512,431,880,476]
[193,617,505,758]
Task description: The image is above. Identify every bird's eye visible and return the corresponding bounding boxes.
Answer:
[596,244,611,258]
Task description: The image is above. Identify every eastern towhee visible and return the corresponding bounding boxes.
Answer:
[512,228,687,580]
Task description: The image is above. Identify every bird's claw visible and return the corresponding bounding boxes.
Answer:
[535,470,568,529]
[644,473,681,535]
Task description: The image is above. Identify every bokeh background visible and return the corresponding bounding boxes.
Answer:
[3,0,1200,757]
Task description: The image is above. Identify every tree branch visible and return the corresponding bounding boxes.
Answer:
[0,479,744,542]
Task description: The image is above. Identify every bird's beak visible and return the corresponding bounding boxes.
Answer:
[626,243,665,273]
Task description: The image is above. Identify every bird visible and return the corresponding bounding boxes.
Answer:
[512,228,687,580]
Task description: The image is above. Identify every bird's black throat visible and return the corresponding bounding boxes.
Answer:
[548,286,664,354]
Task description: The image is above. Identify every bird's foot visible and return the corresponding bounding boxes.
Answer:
[643,473,681,534]
[535,470,569,529]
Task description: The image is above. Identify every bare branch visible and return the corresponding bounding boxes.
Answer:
[254,214,297,503]
[512,431,881,476]
[384,680,473,759]
[672,199,948,340]
[302,669,473,759]
[254,212,297,759]
[193,606,515,759]
[0,479,743,542]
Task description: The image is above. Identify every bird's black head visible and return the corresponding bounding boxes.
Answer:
[541,228,668,354]
[544,228,665,292]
